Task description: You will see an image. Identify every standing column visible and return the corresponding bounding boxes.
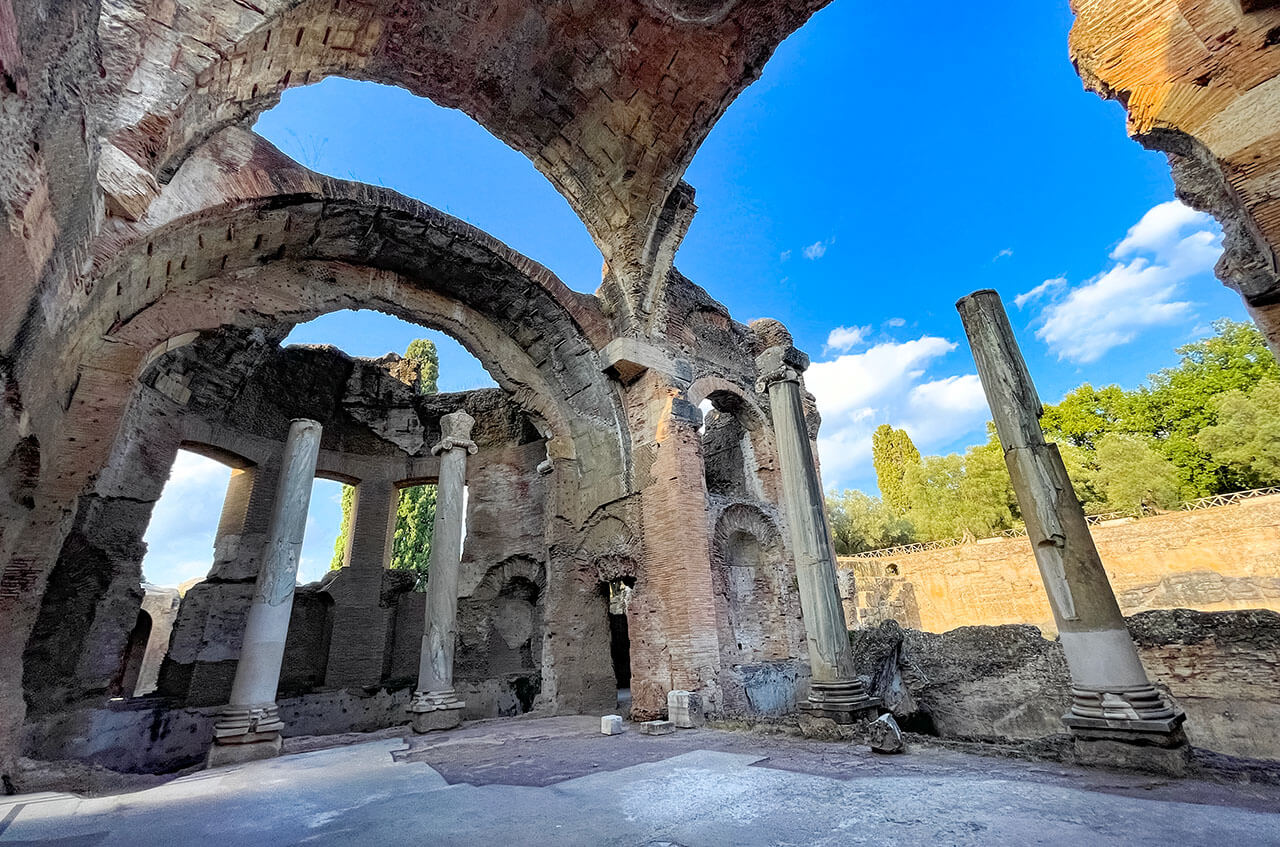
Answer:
[408,410,476,733]
[956,291,1186,757]
[207,419,322,767]
[756,344,880,723]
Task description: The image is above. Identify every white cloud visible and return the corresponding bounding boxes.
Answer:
[903,374,989,446]
[1112,200,1214,259]
[1013,277,1066,309]
[993,248,1014,261]
[1031,201,1222,364]
[885,317,906,328]
[780,249,792,262]
[808,335,979,488]
[142,452,346,588]
[803,240,828,260]
[824,325,871,353]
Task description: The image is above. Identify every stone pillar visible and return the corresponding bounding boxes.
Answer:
[956,291,1187,760]
[325,478,399,688]
[207,419,322,767]
[408,410,476,733]
[756,344,880,723]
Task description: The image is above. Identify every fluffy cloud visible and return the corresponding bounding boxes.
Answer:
[824,324,871,353]
[142,451,345,588]
[1013,277,1065,309]
[803,240,829,260]
[1112,200,1212,258]
[993,248,1014,261]
[1030,201,1222,364]
[807,335,987,488]
[141,452,231,587]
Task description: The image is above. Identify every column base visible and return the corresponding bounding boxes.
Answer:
[799,679,881,724]
[207,735,283,768]
[207,703,285,768]
[1064,688,1189,776]
[407,690,465,734]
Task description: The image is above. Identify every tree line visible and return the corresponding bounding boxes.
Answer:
[826,319,1280,555]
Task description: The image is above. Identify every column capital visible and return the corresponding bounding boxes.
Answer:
[754,344,809,392]
[431,410,478,456]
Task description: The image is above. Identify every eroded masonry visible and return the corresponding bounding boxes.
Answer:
[2,0,1280,783]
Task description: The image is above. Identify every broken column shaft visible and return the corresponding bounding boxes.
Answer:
[408,410,476,733]
[757,344,879,723]
[208,418,322,767]
[956,290,1185,749]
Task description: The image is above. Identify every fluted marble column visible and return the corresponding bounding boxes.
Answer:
[756,345,880,723]
[957,290,1186,751]
[207,419,322,767]
[408,410,476,733]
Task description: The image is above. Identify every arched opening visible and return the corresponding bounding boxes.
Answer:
[606,577,636,697]
[255,79,604,296]
[112,609,152,698]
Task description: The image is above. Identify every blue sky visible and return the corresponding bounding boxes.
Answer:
[141,0,1249,587]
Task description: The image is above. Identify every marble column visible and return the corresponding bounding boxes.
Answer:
[408,410,476,733]
[207,419,322,767]
[756,344,880,723]
[956,291,1186,752]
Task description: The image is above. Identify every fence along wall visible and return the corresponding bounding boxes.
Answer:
[838,494,1280,636]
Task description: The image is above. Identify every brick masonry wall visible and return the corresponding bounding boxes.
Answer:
[839,495,1280,636]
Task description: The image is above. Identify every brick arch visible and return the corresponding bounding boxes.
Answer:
[98,0,830,322]
[687,376,766,432]
[46,130,630,521]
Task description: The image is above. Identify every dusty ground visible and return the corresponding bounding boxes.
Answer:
[2,716,1278,846]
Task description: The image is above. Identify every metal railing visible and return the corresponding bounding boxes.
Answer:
[840,486,1280,560]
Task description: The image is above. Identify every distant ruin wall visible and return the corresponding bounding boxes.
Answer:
[839,495,1280,635]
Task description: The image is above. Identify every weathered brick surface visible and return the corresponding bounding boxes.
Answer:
[840,495,1280,635]
[1071,0,1280,354]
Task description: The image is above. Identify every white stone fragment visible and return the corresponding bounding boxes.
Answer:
[667,690,704,728]
[639,720,675,736]
[600,715,624,735]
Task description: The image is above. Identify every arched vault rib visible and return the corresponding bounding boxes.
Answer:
[48,127,632,527]
[99,0,832,326]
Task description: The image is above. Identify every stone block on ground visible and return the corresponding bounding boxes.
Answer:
[667,690,704,728]
[639,720,675,736]
[600,715,624,735]
[869,713,904,754]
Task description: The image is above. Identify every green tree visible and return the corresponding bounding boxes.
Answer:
[405,337,439,395]
[1127,319,1278,496]
[1196,379,1280,487]
[825,489,915,554]
[1092,433,1182,513]
[1040,383,1129,449]
[871,424,921,514]
[329,483,355,570]
[391,484,437,589]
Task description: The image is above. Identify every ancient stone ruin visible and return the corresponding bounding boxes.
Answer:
[0,0,1278,797]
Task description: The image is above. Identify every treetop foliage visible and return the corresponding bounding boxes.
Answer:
[828,320,1278,555]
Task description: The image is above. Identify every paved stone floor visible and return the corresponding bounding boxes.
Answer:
[2,716,1279,846]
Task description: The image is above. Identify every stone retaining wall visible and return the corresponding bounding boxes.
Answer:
[840,495,1280,635]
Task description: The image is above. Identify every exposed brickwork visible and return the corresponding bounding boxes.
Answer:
[1071,0,1280,355]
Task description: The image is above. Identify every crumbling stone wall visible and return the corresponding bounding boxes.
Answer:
[852,609,1280,761]
[0,0,853,781]
[840,494,1280,635]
